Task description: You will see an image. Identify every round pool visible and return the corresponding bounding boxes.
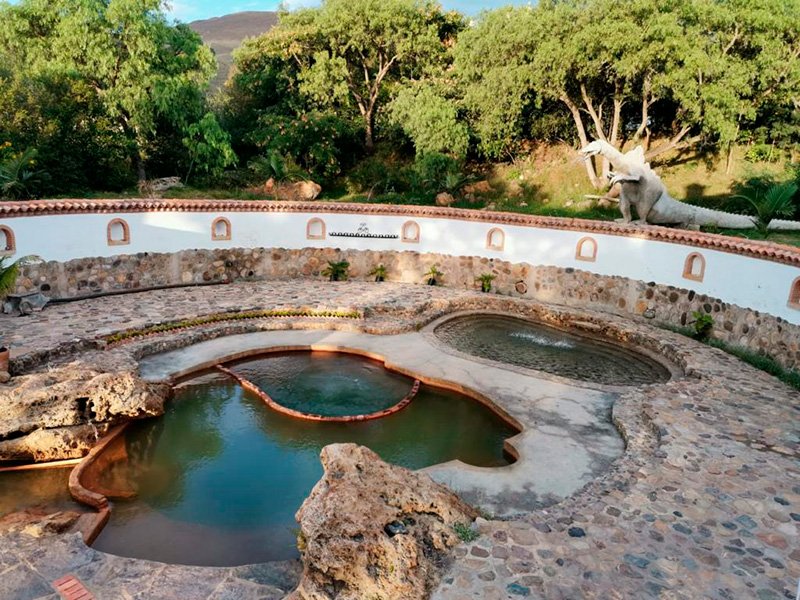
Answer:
[434,314,671,386]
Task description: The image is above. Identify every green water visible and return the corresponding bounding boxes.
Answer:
[92,356,517,566]
[231,352,412,416]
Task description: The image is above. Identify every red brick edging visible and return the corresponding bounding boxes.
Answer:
[216,364,421,422]
[68,425,128,545]
[1,198,798,267]
[52,574,95,600]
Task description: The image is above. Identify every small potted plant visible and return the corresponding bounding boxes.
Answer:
[321,260,350,282]
[425,264,443,286]
[0,255,24,374]
[690,310,714,341]
[476,273,496,293]
[371,264,387,282]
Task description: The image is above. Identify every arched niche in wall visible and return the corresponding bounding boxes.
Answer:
[682,252,706,282]
[486,227,505,252]
[575,236,598,262]
[107,218,130,246]
[789,277,800,309]
[306,217,326,240]
[211,217,232,241]
[0,225,16,256]
[401,220,420,244]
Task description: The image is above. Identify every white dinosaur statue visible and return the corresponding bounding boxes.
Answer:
[579,140,758,229]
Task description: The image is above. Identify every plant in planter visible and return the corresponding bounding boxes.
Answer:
[0,255,24,375]
[322,260,350,282]
[476,273,496,293]
[371,264,387,282]
[425,265,443,286]
[690,310,714,341]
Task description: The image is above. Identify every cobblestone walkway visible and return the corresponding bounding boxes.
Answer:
[0,281,797,599]
[0,280,466,357]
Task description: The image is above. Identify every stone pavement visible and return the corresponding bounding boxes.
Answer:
[0,280,797,599]
[0,530,299,600]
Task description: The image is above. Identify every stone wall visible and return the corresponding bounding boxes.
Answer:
[16,247,800,370]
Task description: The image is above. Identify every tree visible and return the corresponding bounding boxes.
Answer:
[389,84,469,158]
[450,0,800,188]
[266,0,461,151]
[667,0,800,172]
[451,6,541,159]
[0,0,234,186]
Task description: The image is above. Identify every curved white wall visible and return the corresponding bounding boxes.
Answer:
[2,208,799,324]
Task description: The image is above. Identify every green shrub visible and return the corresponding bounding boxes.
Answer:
[733,181,798,236]
[0,147,47,200]
[453,522,479,543]
[476,273,496,293]
[690,311,714,341]
[346,156,411,196]
[413,152,465,195]
[744,143,781,163]
[321,260,350,281]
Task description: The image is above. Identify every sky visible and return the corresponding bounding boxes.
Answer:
[167,1,530,23]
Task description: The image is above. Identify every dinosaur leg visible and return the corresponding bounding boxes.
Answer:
[616,196,633,223]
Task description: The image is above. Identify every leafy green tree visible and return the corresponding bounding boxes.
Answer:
[0,0,234,188]
[264,0,462,151]
[390,84,469,158]
[451,6,540,159]
[667,0,800,172]
[451,0,800,188]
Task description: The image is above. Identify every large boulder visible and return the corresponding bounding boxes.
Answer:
[256,178,322,201]
[435,192,456,207]
[0,368,169,462]
[290,444,478,600]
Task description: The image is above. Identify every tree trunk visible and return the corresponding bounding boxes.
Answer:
[560,94,602,189]
[136,153,146,183]
[364,112,375,153]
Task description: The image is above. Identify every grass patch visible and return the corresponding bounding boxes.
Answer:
[662,323,800,391]
[453,522,480,543]
[705,338,800,391]
[104,308,362,345]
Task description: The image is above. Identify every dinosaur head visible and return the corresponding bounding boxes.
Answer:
[579,141,604,159]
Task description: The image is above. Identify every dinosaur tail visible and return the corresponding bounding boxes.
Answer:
[686,204,756,229]
[768,219,800,231]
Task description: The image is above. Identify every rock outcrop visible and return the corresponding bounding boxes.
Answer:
[435,192,456,207]
[290,444,478,600]
[252,178,322,201]
[0,368,169,462]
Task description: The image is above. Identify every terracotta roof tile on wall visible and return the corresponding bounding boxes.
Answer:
[1,198,799,267]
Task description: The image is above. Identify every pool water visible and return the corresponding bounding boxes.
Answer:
[231,352,412,417]
[0,468,81,518]
[434,314,670,386]
[92,354,517,566]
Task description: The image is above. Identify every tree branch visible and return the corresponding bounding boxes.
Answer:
[580,83,606,141]
[645,126,696,160]
[561,93,602,188]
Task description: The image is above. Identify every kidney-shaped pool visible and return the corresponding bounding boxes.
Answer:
[91,352,518,566]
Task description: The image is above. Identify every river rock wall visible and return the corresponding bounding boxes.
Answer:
[14,247,800,370]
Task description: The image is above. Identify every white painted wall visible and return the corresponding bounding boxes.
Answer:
[2,210,799,324]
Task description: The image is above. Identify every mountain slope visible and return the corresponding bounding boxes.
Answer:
[189,11,279,91]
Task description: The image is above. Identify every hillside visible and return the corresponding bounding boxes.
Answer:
[189,11,278,91]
